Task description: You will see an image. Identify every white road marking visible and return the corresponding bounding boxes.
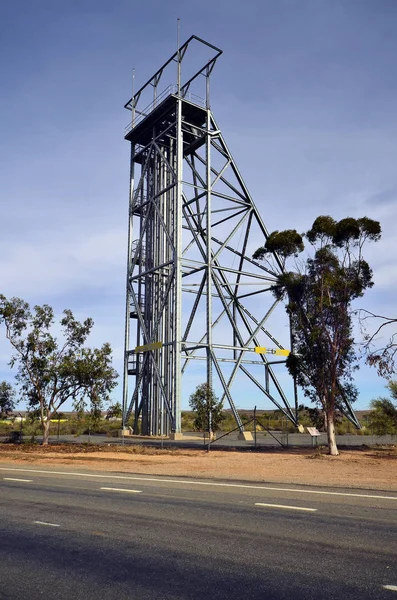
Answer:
[1,467,396,501]
[3,477,33,482]
[383,585,397,592]
[100,487,142,494]
[255,502,317,512]
[34,521,60,527]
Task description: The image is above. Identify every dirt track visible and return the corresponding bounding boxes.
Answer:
[0,443,396,491]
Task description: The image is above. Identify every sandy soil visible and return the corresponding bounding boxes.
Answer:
[0,444,396,491]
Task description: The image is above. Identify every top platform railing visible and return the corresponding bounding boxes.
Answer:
[124,85,205,136]
[124,35,222,136]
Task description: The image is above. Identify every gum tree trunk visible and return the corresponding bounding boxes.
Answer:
[42,418,51,446]
[326,411,339,456]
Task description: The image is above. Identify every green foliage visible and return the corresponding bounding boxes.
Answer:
[217,412,236,432]
[181,411,196,432]
[254,215,381,455]
[188,383,224,433]
[0,296,119,444]
[367,381,397,435]
[305,216,337,243]
[306,215,381,247]
[106,401,123,420]
[389,381,397,399]
[0,381,15,418]
[368,398,397,435]
[253,230,304,261]
[86,406,103,430]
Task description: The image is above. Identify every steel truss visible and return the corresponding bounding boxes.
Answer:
[122,36,298,436]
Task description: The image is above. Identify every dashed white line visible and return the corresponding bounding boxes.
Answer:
[255,502,317,512]
[34,521,60,527]
[1,467,396,501]
[3,477,33,482]
[384,585,397,592]
[100,487,142,494]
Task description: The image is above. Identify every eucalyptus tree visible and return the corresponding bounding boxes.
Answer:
[253,216,381,455]
[0,296,118,444]
[0,381,15,418]
[189,383,224,435]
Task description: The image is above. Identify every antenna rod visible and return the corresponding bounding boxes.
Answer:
[177,18,181,94]
[132,68,135,125]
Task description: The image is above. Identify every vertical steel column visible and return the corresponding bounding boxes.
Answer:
[122,149,134,428]
[173,25,183,434]
[173,94,183,433]
[205,76,213,402]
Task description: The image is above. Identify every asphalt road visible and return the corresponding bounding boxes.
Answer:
[0,465,396,600]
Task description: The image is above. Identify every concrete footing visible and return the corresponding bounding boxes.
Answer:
[169,432,184,440]
[237,431,253,441]
[118,428,131,437]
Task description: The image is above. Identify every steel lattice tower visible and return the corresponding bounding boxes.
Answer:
[122,36,300,436]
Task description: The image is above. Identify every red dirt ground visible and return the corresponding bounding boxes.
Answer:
[0,443,396,491]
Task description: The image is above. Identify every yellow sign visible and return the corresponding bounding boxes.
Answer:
[135,341,163,353]
[255,347,290,357]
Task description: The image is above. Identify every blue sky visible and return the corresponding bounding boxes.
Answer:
[1,0,397,411]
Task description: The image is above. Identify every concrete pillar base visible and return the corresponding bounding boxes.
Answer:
[238,431,253,441]
[118,428,131,437]
[169,432,184,440]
